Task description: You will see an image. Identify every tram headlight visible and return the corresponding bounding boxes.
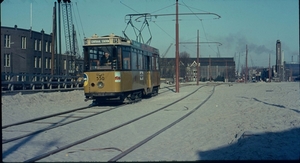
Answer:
[83,73,88,81]
[83,73,88,87]
[97,81,104,88]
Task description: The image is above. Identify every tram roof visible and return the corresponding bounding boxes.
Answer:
[83,33,159,54]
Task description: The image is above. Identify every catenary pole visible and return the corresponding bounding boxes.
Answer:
[197,30,199,85]
[175,0,179,92]
[245,45,248,83]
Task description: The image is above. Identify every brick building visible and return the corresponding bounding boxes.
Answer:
[1,25,83,77]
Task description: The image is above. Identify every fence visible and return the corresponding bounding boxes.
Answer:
[1,73,84,93]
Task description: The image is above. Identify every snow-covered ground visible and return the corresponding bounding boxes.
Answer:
[2,82,300,161]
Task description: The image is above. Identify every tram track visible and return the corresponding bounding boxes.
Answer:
[20,84,217,162]
[4,83,212,162]
[2,85,176,145]
[2,105,95,129]
[109,85,217,161]
[2,105,116,144]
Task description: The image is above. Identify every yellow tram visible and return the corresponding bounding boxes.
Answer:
[83,33,160,103]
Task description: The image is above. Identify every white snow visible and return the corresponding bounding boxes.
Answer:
[2,82,300,161]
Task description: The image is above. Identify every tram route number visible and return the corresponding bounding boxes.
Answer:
[96,73,105,81]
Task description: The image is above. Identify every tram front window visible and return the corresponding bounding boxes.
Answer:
[86,46,117,70]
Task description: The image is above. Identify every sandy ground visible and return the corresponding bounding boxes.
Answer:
[2,82,300,161]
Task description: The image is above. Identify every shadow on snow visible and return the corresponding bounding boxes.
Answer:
[197,127,300,160]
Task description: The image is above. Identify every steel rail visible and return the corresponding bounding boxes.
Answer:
[108,85,218,162]
[1,87,83,95]
[2,105,118,144]
[2,105,92,129]
[3,88,174,144]
[23,85,204,162]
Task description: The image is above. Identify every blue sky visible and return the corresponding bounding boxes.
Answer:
[1,0,299,68]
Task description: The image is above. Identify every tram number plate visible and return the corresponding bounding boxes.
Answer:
[96,74,105,81]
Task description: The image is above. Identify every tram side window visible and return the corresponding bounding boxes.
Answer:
[137,50,143,70]
[122,49,130,70]
[155,55,159,70]
[131,49,137,70]
[146,54,151,71]
[152,56,155,70]
[143,55,147,71]
[117,48,122,69]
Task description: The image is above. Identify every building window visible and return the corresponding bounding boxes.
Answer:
[4,35,11,48]
[45,41,48,52]
[69,60,72,70]
[39,57,41,68]
[39,40,42,51]
[64,59,67,70]
[34,57,37,68]
[4,53,11,67]
[49,58,52,69]
[49,42,52,53]
[45,58,48,69]
[34,40,38,50]
[21,36,27,49]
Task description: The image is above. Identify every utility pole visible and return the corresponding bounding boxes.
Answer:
[245,45,248,83]
[226,60,228,82]
[51,2,56,75]
[197,29,199,85]
[58,0,62,75]
[175,0,179,92]
[209,56,211,82]
[290,69,293,81]
[269,53,271,82]
[238,52,240,77]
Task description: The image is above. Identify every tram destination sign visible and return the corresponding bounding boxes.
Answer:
[90,39,110,44]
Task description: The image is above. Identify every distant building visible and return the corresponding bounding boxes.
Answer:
[160,57,236,82]
[284,62,300,81]
[1,25,83,77]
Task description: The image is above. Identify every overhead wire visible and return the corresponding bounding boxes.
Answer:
[149,3,177,46]
[181,1,218,56]
[75,2,85,38]
[150,3,175,14]
[70,2,83,57]
[119,0,218,56]
[120,1,176,46]
[120,1,140,14]
[152,21,174,41]
[74,1,85,57]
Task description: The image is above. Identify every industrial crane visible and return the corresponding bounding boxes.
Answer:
[61,0,80,75]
